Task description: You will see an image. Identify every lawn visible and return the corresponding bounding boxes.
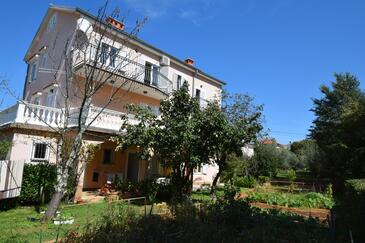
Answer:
[0,200,144,242]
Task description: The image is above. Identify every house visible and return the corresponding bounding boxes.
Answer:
[0,5,224,200]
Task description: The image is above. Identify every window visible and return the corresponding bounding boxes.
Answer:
[100,43,108,65]
[47,13,58,33]
[29,62,38,83]
[33,97,40,105]
[99,43,119,67]
[195,89,201,100]
[46,88,57,107]
[176,75,182,90]
[102,149,114,164]
[40,53,47,68]
[92,172,99,182]
[194,165,202,173]
[32,143,49,161]
[194,165,207,174]
[144,62,152,84]
[109,46,118,67]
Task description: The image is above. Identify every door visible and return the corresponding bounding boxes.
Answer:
[144,62,152,85]
[152,65,159,86]
[127,153,140,182]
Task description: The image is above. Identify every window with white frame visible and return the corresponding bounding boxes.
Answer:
[40,53,48,68]
[177,75,182,90]
[31,142,49,161]
[99,43,119,67]
[33,96,41,105]
[28,61,38,83]
[47,13,58,33]
[46,88,57,107]
[194,164,207,174]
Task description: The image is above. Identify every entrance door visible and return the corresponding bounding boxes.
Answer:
[127,153,140,182]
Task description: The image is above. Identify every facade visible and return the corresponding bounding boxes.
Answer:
[0,6,224,199]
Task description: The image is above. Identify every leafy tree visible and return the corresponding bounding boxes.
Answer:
[310,73,365,184]
[278,148,299,169]
[290,139,321,174]
[247,143,280,178]
[200,93,263,195]
[115,82,208,201]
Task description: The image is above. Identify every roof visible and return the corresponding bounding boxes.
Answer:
[25,5,225,86]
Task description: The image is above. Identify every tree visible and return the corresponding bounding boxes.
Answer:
[1,3,147,221]
[202,93,263,195]
[310,73,365,185]
[290,139,321,174]
[115,82,207,201]
[247,143,280,177]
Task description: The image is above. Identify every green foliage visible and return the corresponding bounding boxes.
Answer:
[291,139,322,175]
[113,178,173,202]
[258,175,270,184]
[333,179,365,242]
[19,163,57,205]
[221,153,248,182]
[287,169,297,192]
[310,73,365,181]
[234,176,257,188]
[115,83,263,200]
[65,198,331,242]
[287,169,297,182]
[114,82,207,201]
[246,191,334,209]
[0,140,11,159]
[247,143,280,177]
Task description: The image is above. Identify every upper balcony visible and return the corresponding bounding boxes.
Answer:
[72,43,173,100]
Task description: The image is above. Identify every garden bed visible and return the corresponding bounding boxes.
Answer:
[250,202,330,221]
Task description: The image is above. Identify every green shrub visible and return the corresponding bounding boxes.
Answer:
[234,176,257,188]
[258,176,270,184]
[19,163,57,205]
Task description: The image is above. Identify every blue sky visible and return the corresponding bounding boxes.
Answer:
[1,0,365,144]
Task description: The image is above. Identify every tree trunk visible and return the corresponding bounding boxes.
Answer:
[210,167,222,196]
[42,167,69,222]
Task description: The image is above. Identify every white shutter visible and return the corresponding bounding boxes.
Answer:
[173,73,178,90]
[200,90,207,108]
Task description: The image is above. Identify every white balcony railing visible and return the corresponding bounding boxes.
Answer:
[0,102,137,133]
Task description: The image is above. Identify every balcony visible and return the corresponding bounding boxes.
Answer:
[0,102,137,133]
[73,43,173,99]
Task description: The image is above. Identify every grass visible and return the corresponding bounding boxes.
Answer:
[0,200,144,242]
[191,187,224,202]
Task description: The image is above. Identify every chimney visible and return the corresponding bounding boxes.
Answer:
[106,16,125,30]
[184,58,194,65]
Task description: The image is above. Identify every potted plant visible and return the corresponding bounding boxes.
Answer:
[53,212,74,225]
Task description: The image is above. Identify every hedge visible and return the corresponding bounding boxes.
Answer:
[18,163,57,205]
